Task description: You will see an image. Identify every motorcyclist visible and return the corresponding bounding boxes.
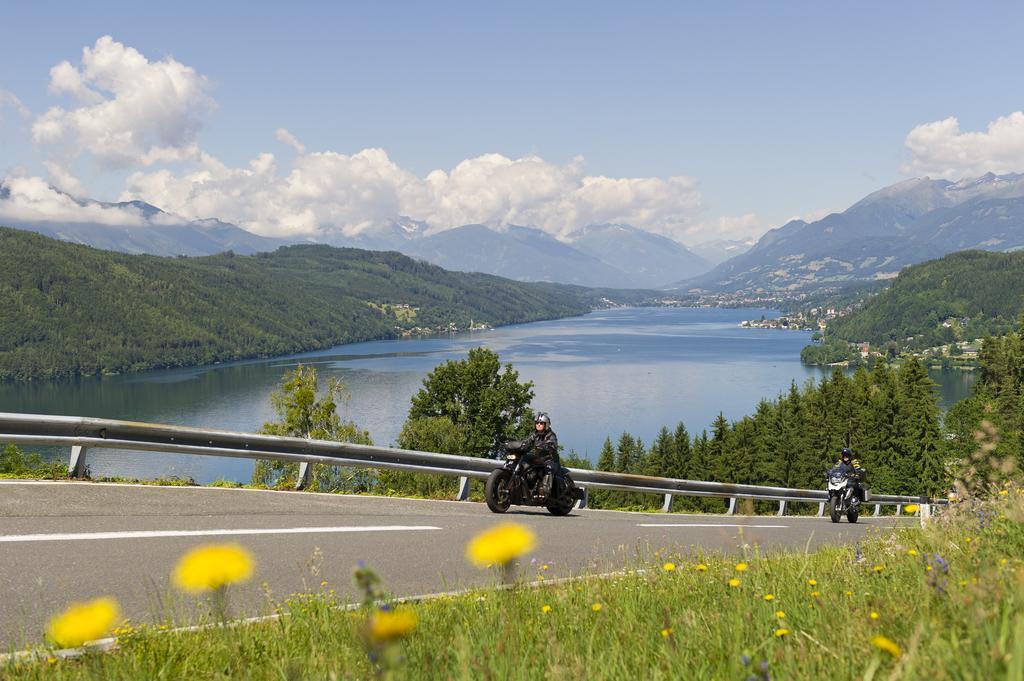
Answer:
[520,412,559,500]
[833,448,866,506]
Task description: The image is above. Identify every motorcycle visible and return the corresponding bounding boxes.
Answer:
[484,440,584,516]
[826,467,862,523]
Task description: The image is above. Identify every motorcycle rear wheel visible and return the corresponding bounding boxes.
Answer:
[546,494,574,516]
[485,469,513,513]
[828,496,841,523]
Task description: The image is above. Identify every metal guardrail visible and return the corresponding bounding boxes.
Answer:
[0,413,943,517]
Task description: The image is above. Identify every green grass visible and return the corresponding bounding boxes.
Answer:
[6,490,1024,680]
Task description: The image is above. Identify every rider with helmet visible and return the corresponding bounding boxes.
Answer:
[520,412,559,500]
[835,448,867,506]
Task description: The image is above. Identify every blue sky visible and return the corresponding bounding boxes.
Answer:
[1,1,1023,243]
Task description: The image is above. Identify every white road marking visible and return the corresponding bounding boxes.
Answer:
[637,523,789,528]
[0,526,443,543]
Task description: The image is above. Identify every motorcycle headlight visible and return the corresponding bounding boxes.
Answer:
[506,454,517,460]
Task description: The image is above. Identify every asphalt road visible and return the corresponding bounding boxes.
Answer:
[0,481,916,650]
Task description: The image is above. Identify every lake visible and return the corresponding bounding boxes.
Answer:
[0,307,975,483]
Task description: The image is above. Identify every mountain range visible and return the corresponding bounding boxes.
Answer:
[680,172,1024,293]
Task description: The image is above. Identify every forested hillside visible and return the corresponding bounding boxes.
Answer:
[813,250,1024,351]
[0,227,615,381]
[591,360,947,505]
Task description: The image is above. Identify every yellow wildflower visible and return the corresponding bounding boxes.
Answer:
[663,562,676,572]
[999,489,1009,496]
[541,604,552,614]
[735,562,749,572]
[775,610,786,619]
[845,591,854,597]
[173,544,254,593]
[807,579,817,586]
[871,635,901,658]
[870,612,879,620]
[904,504,919,514]
[873,565,884,573]
[592,603,603,612]
[661,627,673,638]
[775,628,789,638]
[728,578,741,588]
[368,609,417,643]
[46,597,120,648]
[811,591,820,598]
[465,523,536,568]
[695,563,709,572]
[907,549,918,556]
[1000,558,1008,566]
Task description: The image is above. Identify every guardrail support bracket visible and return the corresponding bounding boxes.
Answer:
[896,504,903,515]
[455,476,471,501]
[661,493,673,513]
[575,488,589,510]
[777,500,787,517]
[873,504,881,517]
[726,497,737,515]
[68,445,88,479]
[817,502,825,517]
[295,462,312,490]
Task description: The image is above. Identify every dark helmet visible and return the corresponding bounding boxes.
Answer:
[841,448,853,461]
[535,413,551,426]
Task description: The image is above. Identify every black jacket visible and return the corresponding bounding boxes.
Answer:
[522,428,558,461]
[834,460,866,483]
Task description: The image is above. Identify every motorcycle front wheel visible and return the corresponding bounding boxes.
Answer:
[828,496,841,523]
[485,469,513,513]
[847,508,859,523]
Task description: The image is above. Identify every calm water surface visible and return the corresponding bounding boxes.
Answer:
[0,307,975,483]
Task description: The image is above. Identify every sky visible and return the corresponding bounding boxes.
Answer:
[1,0,1023,245]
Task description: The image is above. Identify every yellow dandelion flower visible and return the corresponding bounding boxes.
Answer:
[592,603,603,612]
[735,562,749,572]
[807,579,817,586]
[728,578,741,588]
[959,580,968,587]
[465,523,536,568]
[775,628,789,638]
[870,612,879,620]
[871,635,901,658]
[811,591,820,598]
[965,537,973,543]
[320,580,328,587]
[775,610,786,619]
[46,597,120,648]
[845,591,854,597]
[763,594,775,602]
[903,504,919,514]
[999,489,1009,496]
[541,604,552,614]
[1000,558,1008,566]
[663,562,676,572]
[541,564,550,571]
[661,627,673,638]
[173,544,254,593]
[907,549,918,556]
[368,608,417,643]
[695,563,709,572]
[873,565,884,573]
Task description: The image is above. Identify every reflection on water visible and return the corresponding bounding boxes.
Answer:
[0,307,975,483]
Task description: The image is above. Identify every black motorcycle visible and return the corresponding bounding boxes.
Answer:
[826,466,862,523]
[484,440,584,516]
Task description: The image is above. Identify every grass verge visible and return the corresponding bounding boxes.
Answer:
[5,490,1023,680]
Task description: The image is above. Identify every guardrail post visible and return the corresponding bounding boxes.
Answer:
[873,504,881,517]
[68,446,88,478]
[295,462,312,490]
[777,500,787,517]
[896,504,903,515]
[575,487,589,510]
[920,503,932,527]
[726,497,737,515]
[817,502,825,517]
[661,493,673,513]
[455,476,471,501]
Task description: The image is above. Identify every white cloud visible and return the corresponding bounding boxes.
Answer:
[0,90,30,125]
[682,213,764,244]
[42,161,86,197]
[275,128,306,154]
[121,147,707,241]
[0,173,145,226]
[902,112,1024,179]
[31,36,213,168]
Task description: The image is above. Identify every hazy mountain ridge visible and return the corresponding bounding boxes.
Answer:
[680,173,1024,293]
